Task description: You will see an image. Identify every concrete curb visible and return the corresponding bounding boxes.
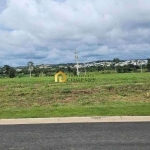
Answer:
[0,116,150,125]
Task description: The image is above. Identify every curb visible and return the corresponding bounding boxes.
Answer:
[0,116,150,125]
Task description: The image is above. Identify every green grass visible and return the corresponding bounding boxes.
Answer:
[0,102,150,119]
[0,73,150,118]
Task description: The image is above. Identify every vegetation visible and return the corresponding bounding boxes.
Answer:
[0,73,150,118]
[0,58,150,78]
[27,61,34,77]
[147,58,150,72]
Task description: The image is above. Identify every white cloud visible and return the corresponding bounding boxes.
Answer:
[0,0,150,66]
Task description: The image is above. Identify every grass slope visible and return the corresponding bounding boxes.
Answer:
[0,73,150,118]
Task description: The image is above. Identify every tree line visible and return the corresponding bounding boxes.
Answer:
[0,59,150,78]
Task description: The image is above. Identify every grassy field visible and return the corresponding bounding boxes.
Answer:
[0,73,150,118]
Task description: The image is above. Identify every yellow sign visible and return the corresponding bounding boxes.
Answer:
[55,71,67,83]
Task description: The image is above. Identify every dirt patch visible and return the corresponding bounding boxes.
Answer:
[71,89,95,94]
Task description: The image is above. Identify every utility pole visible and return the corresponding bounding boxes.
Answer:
[75,51,79,76]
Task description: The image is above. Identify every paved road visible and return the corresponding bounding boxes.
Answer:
[0,122,150,150]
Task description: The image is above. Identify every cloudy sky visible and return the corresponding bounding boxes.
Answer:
[0,0,150,66]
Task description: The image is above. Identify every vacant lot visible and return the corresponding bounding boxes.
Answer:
[0,73,150,118]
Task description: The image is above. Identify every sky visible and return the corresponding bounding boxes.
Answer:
[0,0,150,66]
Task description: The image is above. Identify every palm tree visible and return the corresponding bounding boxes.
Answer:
[27,61,34,77]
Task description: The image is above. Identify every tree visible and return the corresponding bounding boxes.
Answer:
[27,61,34,77]
[72,68,77,75]
[147,58,150,72]
[113,58,120,63]
[0,68,3,76]
[3,65,11,75]
[97,66,103,72]
[33,66,40,77]
[116,66,122,73]
[67,66,72,74]
[2,65,16,78]
[22,67,28,74]
[8,67,16,78]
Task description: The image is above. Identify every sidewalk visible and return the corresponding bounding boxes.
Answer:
[0,116,150,125]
